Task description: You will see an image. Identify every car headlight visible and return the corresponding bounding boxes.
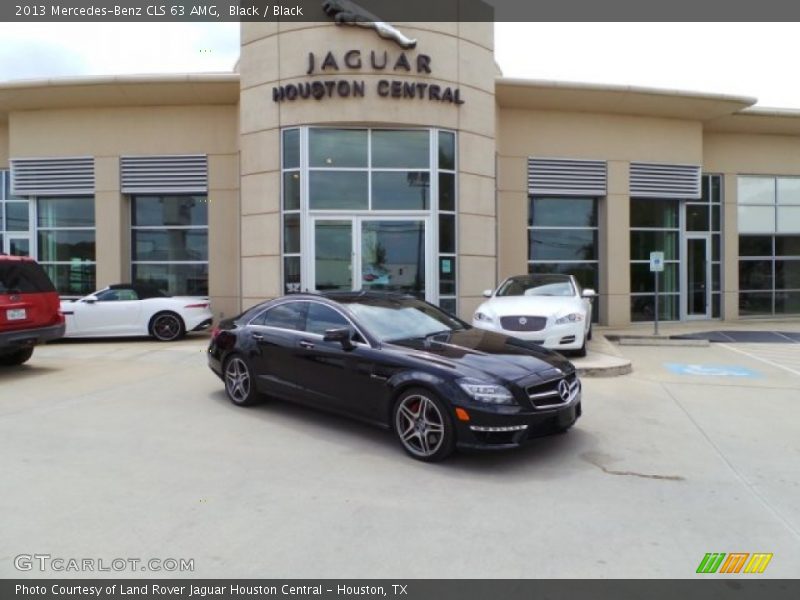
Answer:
[555,312,584,325]
[457,378,515,405]
[474,311,494,323]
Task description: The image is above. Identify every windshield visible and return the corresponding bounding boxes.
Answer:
[345,298,467,343]
[496,275,575,297]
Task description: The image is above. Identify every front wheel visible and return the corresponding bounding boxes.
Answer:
[149,312,185,342]
[393,388,455,462]
[0,347,34,366]
[224,355,262,406]
[573,338,587,358]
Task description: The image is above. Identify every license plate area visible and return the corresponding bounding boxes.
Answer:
[7,308,27,321]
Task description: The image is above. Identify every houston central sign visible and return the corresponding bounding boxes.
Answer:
[272,49,465,105]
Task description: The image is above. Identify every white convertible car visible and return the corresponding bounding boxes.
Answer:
[60,284,213,341]
[472,274,596,356]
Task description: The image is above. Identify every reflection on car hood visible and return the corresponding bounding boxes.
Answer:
[387,328,574,382]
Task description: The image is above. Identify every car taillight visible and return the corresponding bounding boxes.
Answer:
[184,303,209,309]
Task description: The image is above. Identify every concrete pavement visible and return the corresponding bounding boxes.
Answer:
[0,336,798,578]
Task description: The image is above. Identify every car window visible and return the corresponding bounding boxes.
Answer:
[253,302,306,331]
[305,303,351,335]
[95,288,139,302]
[304,302,366,344]
[0,262,56,294]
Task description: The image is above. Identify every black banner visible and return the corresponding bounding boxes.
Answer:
[4,0,800,22]
[3,580,800,600]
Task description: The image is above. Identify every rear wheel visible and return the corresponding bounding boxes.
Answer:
[0,347,34,366]
[224,355,262,406]
[393,388,455,462]
[149,312,185,342]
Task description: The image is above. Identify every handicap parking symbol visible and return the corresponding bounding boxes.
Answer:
[664,363,762,378]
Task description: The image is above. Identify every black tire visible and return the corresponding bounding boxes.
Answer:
[587,325,593,341]
[223,355,263,406]
[149,311,186,342]
[0,347,34,366]
[392,387,455,462]
[573,339,587,358]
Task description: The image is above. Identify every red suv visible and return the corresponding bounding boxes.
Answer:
[0,255,65,366]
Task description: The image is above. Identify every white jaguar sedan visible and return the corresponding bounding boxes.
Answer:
[60,284,213,341]
[472,274,596,356]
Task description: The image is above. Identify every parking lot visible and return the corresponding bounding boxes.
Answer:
[1,334,799,578]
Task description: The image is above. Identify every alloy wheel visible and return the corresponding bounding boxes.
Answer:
[395,393,446,458]
[152,314,182,341]
[225,357,251,404]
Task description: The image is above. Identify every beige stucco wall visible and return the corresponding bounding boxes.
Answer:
[705,132,800,320]
[239,21,496,318]
[0,121,8,168]
[496,108,704,326]
[9,106,240,319]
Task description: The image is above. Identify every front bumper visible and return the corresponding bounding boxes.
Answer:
[0,322,65,352]
[454,391,582,450]
[472,319,585,350]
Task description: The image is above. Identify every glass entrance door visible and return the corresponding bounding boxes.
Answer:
[313,220,353,292]
[312,217,429,299]
[685,235,711,318]
[360,220,426,298]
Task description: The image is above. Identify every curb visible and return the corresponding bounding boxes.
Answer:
[616,337,710,347]
[576,362,633,378]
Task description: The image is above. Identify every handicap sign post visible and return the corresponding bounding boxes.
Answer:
[650,251,665,335]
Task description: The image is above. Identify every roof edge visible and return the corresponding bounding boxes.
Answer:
[0,72,240,91]
[496,77,758,107]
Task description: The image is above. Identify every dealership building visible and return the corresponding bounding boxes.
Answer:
[1,21,799,326]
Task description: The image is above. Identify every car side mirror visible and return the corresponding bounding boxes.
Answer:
[323,327,354,350]
[482,289,493,298]
[83,295,98,304]
[581,289,597,299]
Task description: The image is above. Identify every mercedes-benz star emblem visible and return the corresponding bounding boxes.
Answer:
[557,379,571,402]
[519,317,527,325]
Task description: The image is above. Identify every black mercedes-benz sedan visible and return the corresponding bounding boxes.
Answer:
[208,292,582,462]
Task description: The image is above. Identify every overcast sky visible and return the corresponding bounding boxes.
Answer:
[0,22,798,108]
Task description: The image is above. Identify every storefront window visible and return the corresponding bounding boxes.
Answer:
[36,197,96,296]
[436,131,457,313]
[630,198,680,321]
[131,195,208,296]
[282,129,302,293]
[0,171,33,258]
[528,196,599,322]
[737,175,800,316]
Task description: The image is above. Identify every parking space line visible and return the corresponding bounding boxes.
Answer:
[718,343,800,378]
[774,331,799,344]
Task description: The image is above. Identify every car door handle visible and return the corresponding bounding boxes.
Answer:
[252,333,264,341]
[299,340,315,349]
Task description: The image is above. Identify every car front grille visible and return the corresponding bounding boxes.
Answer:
[526,373,579,408]
[499,315,547,332]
